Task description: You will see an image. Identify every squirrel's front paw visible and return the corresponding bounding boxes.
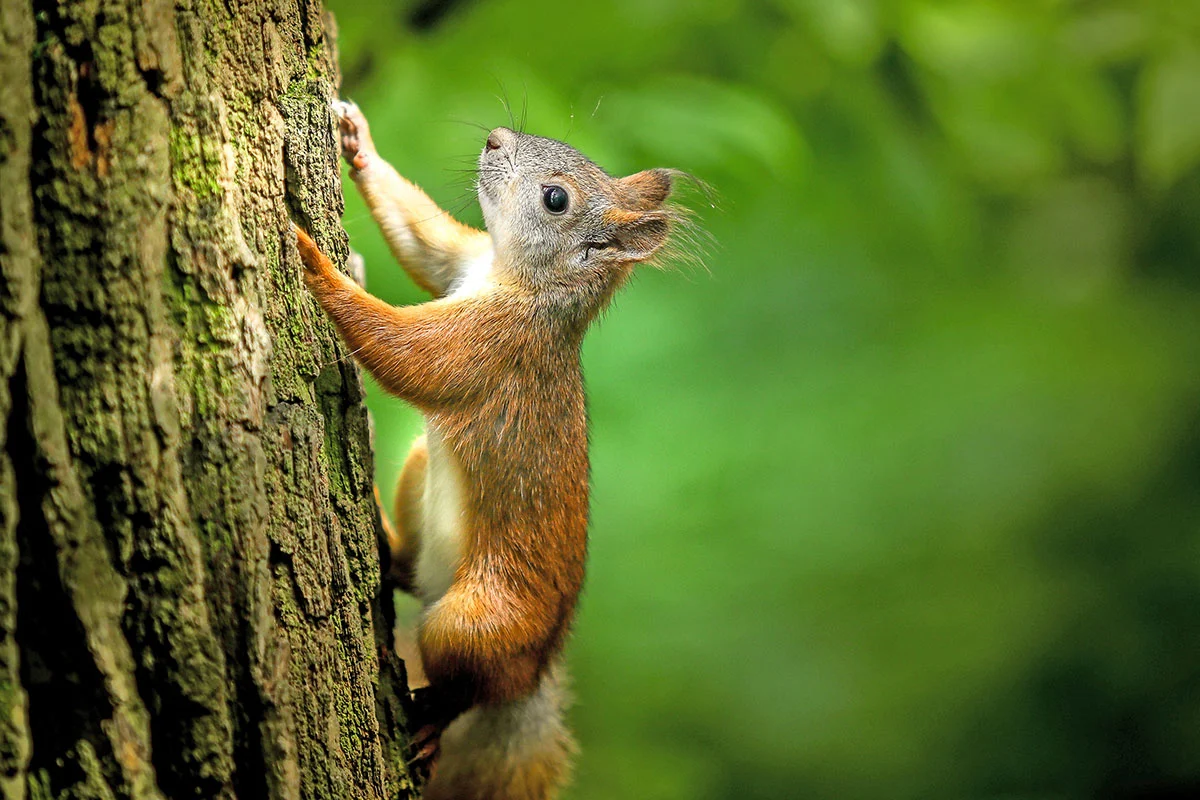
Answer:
[334,100,373,172]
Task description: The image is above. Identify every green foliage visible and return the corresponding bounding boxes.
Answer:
[325,1,1200,797]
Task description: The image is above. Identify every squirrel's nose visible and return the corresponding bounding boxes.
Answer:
[485,127,513,153]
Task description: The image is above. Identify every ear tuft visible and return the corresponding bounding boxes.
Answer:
[618,169,673,210]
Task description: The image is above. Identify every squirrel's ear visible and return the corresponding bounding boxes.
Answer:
[608,210,670,263]
[618,169,673,210]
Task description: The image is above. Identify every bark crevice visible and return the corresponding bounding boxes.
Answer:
[10,361,119,798]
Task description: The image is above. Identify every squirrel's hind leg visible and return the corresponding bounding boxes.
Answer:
[381,434,428,593]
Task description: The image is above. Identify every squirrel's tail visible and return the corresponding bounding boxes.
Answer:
[423,661,576,800]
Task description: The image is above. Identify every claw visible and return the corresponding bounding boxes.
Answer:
[407,724,442,764]
[406,722,445,782]
[404,685,470,778]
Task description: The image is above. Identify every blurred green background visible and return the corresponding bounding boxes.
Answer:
[323,1,1200,797]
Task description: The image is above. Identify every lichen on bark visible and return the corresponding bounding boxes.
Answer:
[0,0,415,797]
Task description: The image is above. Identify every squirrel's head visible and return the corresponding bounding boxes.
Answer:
[477,126,684,316]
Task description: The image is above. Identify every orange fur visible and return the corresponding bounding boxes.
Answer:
[296,225,588,708]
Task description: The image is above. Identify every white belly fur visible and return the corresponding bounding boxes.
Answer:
[415,424,469,603]
[414,252,491,602]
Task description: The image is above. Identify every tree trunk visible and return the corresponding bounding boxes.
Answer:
[0,1,416,798]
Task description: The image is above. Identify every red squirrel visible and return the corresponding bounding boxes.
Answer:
[294,100,686,800]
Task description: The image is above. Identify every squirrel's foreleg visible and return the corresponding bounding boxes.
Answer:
[335,101,491,298]
[292,226,484,407]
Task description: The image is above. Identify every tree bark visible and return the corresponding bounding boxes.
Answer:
[0,1,415,798]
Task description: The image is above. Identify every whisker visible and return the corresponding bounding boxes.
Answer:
[492,75,515,129]
[449,117,490,134]
[446,192,480,216]
[339,211,373,225]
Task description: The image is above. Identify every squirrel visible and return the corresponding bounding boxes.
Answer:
[293,100,687,800]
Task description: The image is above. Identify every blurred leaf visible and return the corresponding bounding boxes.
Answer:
[1065,7,1151,65]
[1059,66,1125,164]
[1138,46,1200,188]
[789,0,884,65]
[901,3,1036,81]
[1004,177,1130,301]
[596,75,808,181]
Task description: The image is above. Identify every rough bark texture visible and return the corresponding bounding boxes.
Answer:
[0,0,416,797]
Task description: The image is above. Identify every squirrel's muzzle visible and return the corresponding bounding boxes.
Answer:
[484,127,515,154]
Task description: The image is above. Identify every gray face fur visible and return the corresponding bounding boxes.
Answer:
[477,127,674,307]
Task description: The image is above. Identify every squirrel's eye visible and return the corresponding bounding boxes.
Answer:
[542,185,569,214]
